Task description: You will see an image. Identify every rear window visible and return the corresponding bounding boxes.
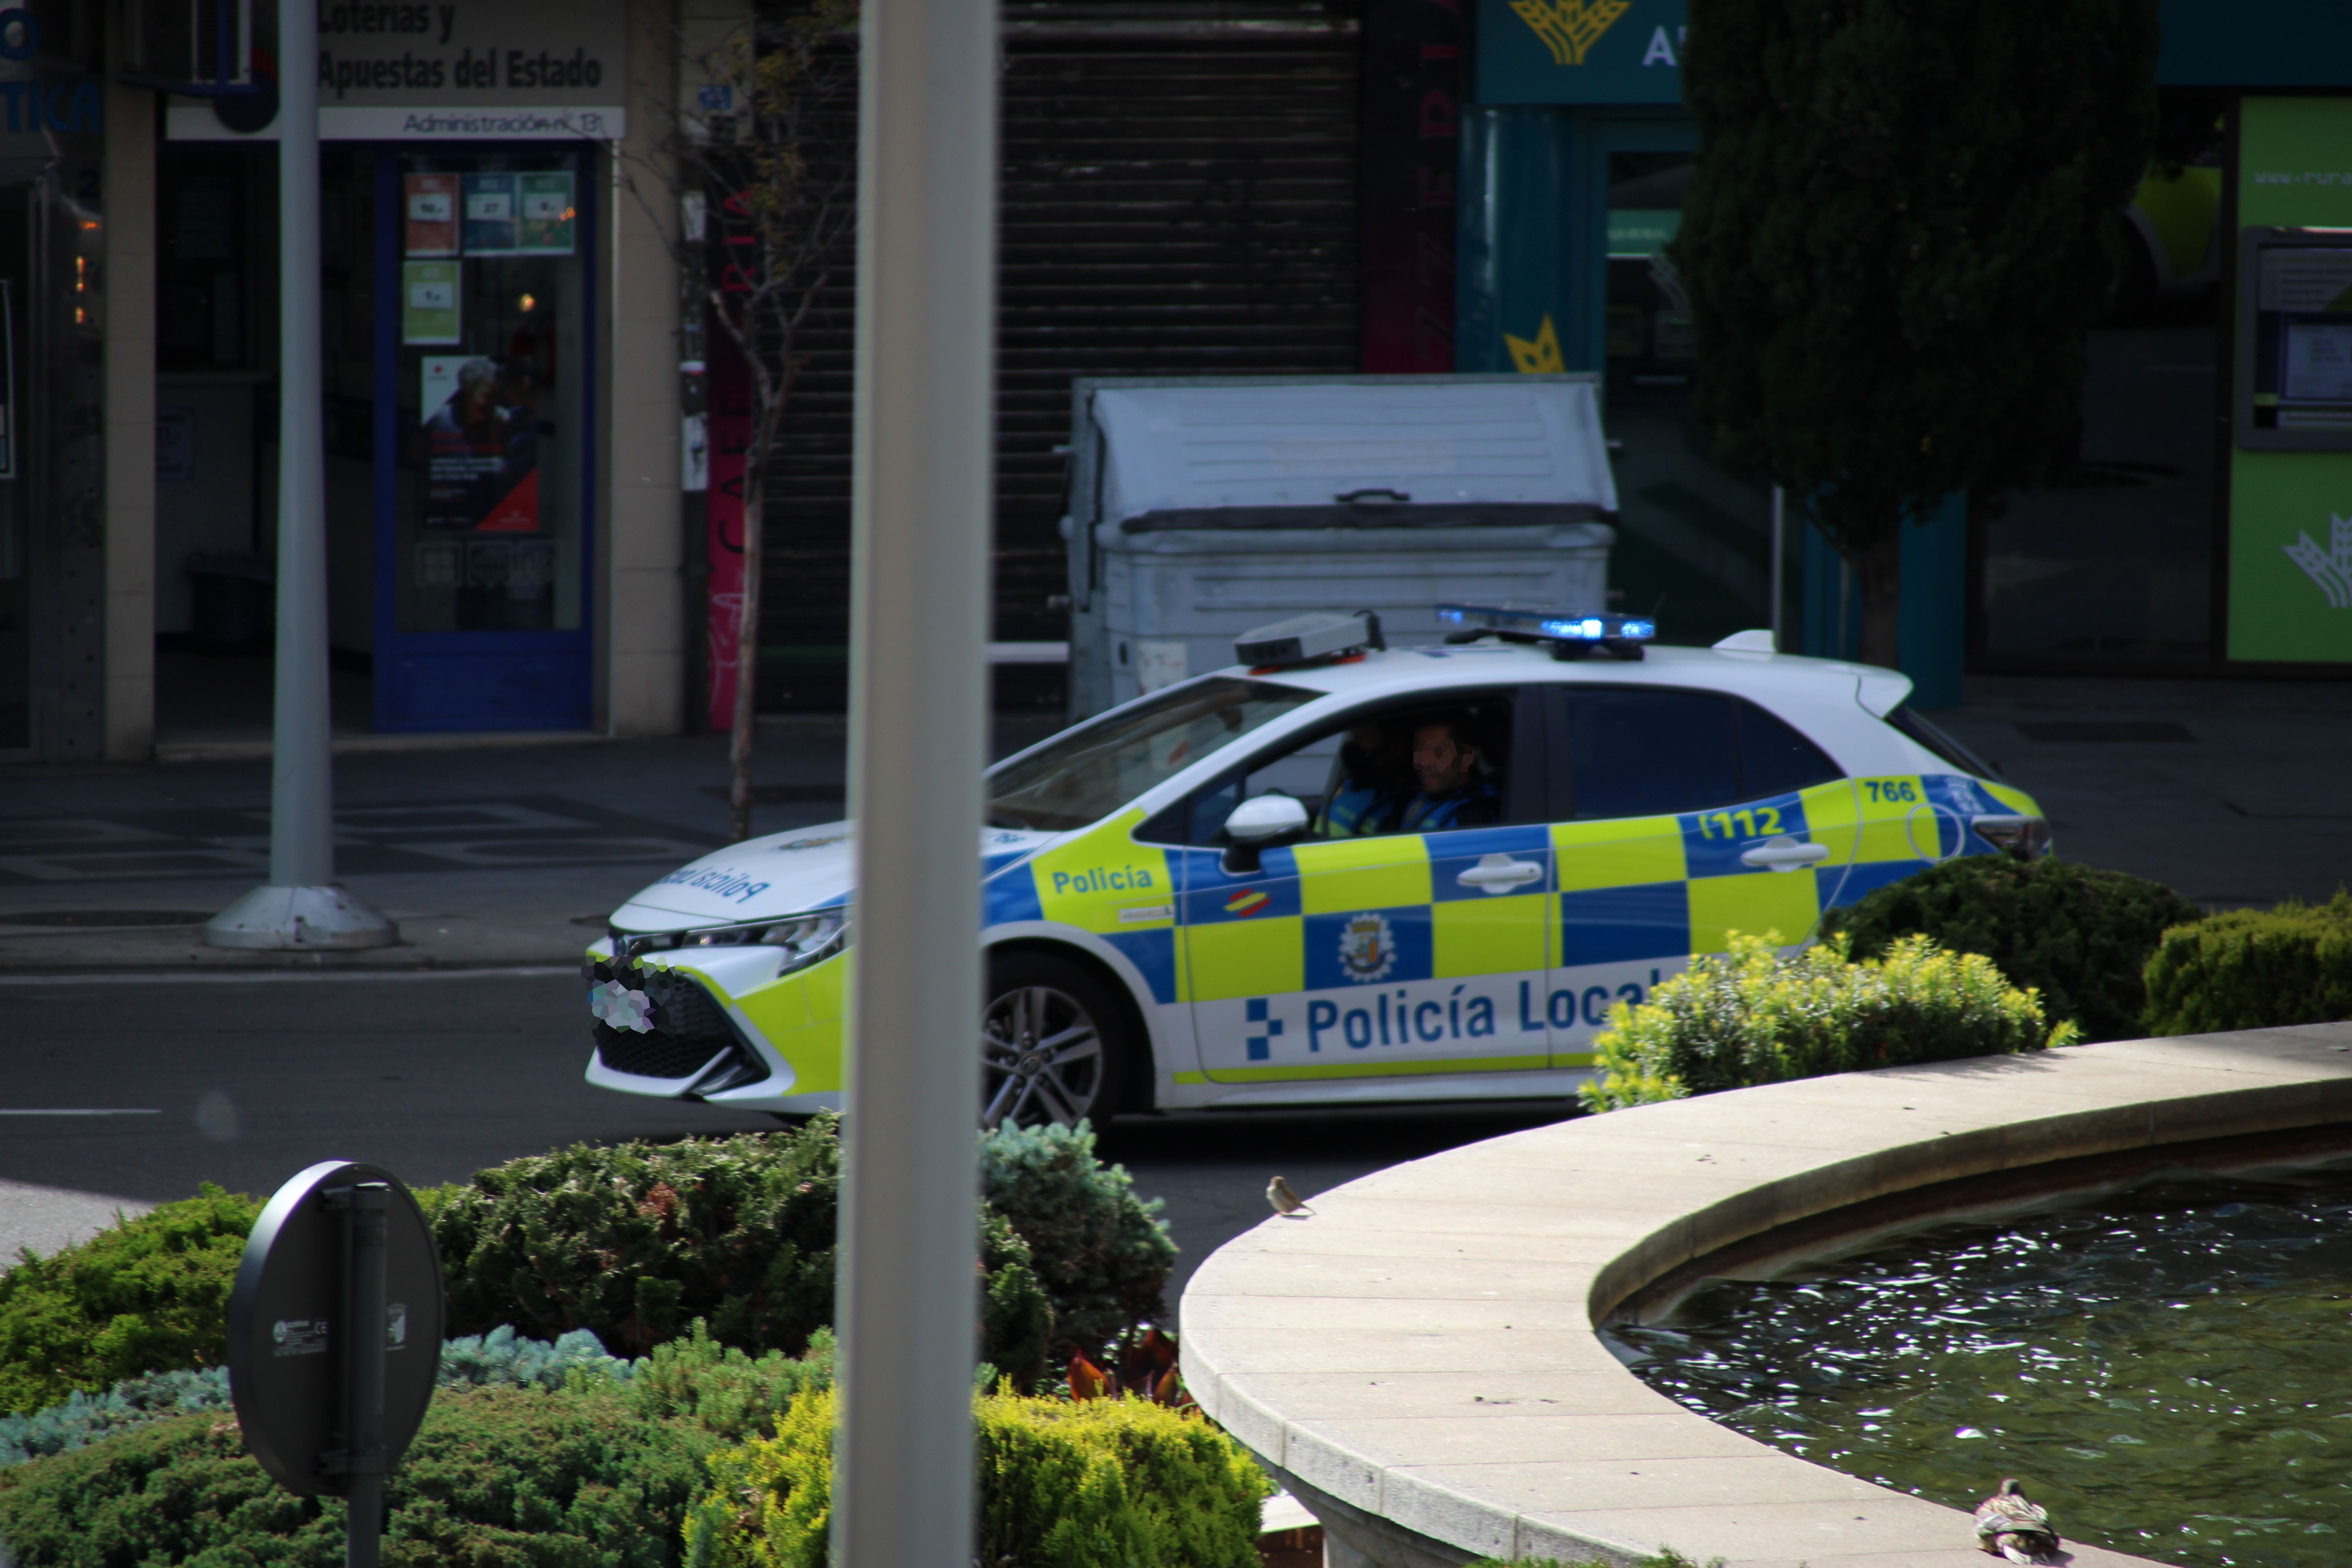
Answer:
[1559,689,1843,819]
[1888,704,2002,780]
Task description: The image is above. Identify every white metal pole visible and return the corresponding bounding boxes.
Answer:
[835,0,996,1553]
[203,0,392,950]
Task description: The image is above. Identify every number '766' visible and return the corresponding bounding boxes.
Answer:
[1862,779,1918,803]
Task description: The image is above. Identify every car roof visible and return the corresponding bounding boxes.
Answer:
[1214,638,1912,715]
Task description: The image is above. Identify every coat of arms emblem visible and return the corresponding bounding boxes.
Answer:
[1338,912,1397,984]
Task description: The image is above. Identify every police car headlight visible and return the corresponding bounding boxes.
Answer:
[756,913,850,972]
[614,913,849,971]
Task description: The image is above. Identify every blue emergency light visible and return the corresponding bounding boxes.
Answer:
[1435,604,1653,661]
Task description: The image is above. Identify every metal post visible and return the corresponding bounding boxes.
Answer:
[335,1183,389,1568]
[1768,486,1785,651]
[835,0,996,1550]
[204,0,392,949]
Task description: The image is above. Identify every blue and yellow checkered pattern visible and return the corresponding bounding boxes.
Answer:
[980,773,2036,1014]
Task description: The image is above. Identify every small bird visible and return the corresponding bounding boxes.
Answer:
[1973,1477,2060,1564]
[1266,1175,1314,1218]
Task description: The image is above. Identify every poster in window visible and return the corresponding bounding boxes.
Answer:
[403,174,459,257]
[461,174,519,255]
[401,261,461,345]
[420,355,539,532]
[517,172,576,254]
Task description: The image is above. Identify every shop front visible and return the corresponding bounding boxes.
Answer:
[1458,0,2352,683]
[0,0,104,762]
[158,0,625,733]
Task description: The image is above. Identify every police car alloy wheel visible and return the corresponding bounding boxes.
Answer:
[980,952,1132,1130]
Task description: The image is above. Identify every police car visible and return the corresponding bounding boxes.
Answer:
[583,608,2046,1128]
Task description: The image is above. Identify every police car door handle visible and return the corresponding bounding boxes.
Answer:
[1740,835,1831,872]
[1457,854,1543,891]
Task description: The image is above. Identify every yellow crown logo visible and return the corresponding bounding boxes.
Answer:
[1508,0,1632,65]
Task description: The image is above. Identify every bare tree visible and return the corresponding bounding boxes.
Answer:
[626,0,859,842]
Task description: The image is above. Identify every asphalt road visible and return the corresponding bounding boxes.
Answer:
[1,969,1577,1318]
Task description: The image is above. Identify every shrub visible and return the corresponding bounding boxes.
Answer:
[0,1184,258,1415]
[0,1367,229,1468]
[0,1327,844,1566]
[1581,933,2067,1112]
[2142,889,2352,1036]
[684,1388,1268,1568]
[1817,855,2201,1042]
[433,1120,848,1359]
[979,1120,1177,1356]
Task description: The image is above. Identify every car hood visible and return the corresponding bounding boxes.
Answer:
[610,822,1061,929]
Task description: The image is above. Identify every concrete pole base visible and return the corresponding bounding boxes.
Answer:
[202,885,399,950]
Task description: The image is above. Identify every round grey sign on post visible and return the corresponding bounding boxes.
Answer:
[227,1161,445,1496]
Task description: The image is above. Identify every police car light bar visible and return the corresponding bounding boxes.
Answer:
[1235,610,1385,668]
[1435,604,1655,660]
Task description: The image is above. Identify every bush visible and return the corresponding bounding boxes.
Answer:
[433,1120,848,1359]
[2142,889,2352,1036]
[1581,933,2067,1112]
[979,1120,1177,1356]
[684,1388,1268,1568]
[0,1328,842,1566]
[1817,856,2201,1041]
[0,1368,229,1469]
[0,1184,258,1415]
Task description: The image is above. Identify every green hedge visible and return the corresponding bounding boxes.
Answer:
[978,1120,1176,1355]
[2142,889,2352,1036]
[1581,933,2066,1112]
[1817,855,2201,1041]
[0,1185,258,1416]
[682,1387,1269,1568]
[0,1119,1171,1416]
[0,1326,836,1566]
[431,1121,1058,1386]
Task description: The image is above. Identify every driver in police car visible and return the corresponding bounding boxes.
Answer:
[1399,716,1499,832]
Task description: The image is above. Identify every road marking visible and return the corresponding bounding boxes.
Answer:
[0,965,578,986]
[0,1109,161,1115]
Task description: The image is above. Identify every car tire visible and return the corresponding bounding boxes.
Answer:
[980,951,1136,1131]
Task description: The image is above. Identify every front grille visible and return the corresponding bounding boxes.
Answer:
[590,960,763,1087]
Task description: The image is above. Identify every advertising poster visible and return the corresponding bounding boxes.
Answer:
[2230,96,2352,662]
[421,355,539,532]
[518,172,577,254]
[401,261,461,344]
[403,174,459,256]
[462,173,519,254]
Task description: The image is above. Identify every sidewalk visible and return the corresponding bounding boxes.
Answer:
[0,674,2343,973]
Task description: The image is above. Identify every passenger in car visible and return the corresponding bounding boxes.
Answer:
[1399,716,1500,831]
[1319,722,1410,837]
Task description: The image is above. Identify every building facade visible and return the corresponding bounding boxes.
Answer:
[1457,0,2352,684]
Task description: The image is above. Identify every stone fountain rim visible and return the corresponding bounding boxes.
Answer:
[1177,1024,2352,1568]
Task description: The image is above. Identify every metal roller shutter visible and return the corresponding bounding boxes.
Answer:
[755,0,1363,710]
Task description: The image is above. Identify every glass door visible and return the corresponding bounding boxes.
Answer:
[1590,122,1775,649]
[372,147,593,730]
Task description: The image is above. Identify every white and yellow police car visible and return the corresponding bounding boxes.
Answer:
[583,608,2046,1128]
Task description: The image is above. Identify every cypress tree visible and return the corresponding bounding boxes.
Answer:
[1670,1,2160,666]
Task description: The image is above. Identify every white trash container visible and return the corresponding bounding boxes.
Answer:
[1062,375,1617,718]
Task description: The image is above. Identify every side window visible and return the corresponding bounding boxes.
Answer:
[1734,699,1843,797]
[1560,690,1741,819]
[1149,690,1526,846]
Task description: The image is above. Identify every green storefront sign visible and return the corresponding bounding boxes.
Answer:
[1473,0,1686,106]
[2232,96,2352,663]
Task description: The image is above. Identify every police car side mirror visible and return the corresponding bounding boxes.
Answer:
[1221,794,1310,875]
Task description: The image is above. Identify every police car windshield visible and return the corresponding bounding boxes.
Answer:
[987,678,1317,832]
